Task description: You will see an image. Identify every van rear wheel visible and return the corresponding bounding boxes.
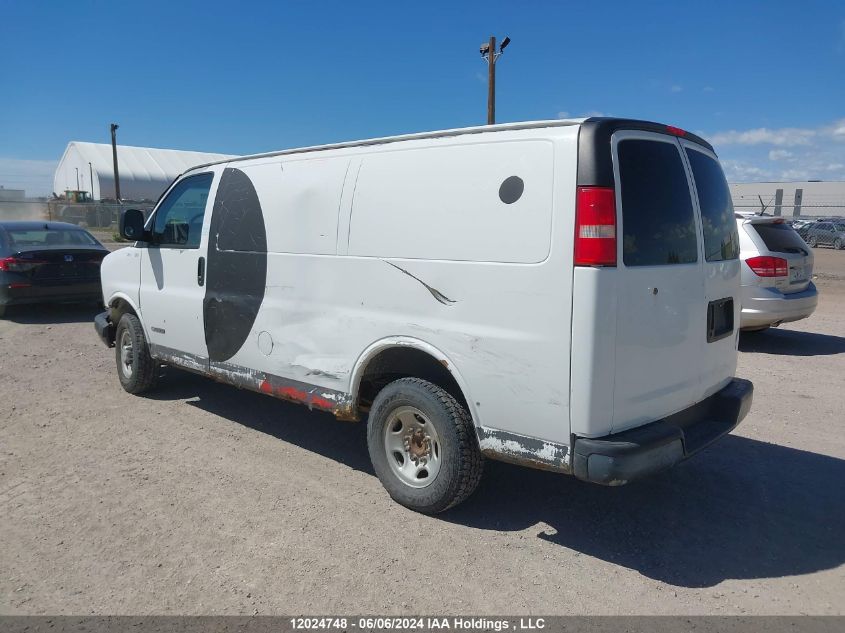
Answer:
[114,313,158,394]
[367,377,483,514]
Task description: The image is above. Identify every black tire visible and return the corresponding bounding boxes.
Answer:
[835,238,843,250]
[367,377,483,514]
[808,236,818,248]
[114,313,158,394]
[0,305,6,318]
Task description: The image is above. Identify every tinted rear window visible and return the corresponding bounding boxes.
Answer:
[685,148,739,261]
[7,229,100,247]
[751,223,810,254]
[618,139,698,266]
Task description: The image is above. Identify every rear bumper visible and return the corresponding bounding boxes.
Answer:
[0,280,102,307]
[740,282,818,328]
[94,311,115,347]
[572,378,753,485]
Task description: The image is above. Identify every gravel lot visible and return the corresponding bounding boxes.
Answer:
[1,244,844,615]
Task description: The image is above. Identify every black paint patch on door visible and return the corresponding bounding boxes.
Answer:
[204,167,268,362]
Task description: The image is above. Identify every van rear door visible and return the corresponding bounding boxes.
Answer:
[610,132,707,432]
[681,142,742,398]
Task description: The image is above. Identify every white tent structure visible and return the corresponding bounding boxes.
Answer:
[53,142,236,201]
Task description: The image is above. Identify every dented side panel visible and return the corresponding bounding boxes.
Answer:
[132,125,580,456]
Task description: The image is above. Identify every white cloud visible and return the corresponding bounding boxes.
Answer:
[710,119,845,183]
[581,110,605,117]
[0,157,57,197]
[768,149,793,161]
[826,118,845,140]
[557,111,570,119]
[711,126,816,147]
[702,86,715,93]
[720,159,774,182]
[779,168,811,181]
[670,85,683,93]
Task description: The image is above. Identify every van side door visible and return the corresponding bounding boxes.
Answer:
[138,171,216,369]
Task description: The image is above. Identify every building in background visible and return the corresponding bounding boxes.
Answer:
[0,187,26,202]
[730,181,845,218]
[53,142,236,201]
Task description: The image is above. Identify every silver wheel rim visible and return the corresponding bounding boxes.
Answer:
[383,406,442,488]
[119,330,134,379]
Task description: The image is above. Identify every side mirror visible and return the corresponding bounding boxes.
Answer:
[120,209,146,241]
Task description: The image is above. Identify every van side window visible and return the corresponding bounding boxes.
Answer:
[152,173,214,248]
[685,148,739,261]
[618,140,698,266]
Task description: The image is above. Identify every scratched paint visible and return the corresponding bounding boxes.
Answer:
[382,260,456,306]
[477,428,570,473]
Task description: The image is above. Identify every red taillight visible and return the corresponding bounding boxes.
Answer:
[575,186,617,266]
[746,255,788,277]
[666,125,687,137]
[0,256,46,272]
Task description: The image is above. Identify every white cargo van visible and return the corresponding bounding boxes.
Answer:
[95,118,753,513]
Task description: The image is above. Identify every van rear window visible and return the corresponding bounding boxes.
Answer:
[751,222,810,254]
[685,148,739,261]
[617,139,698,266]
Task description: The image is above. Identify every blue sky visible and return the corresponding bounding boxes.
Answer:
[1,0,843,195]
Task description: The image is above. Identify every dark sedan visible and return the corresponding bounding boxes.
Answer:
[0,221,108,317]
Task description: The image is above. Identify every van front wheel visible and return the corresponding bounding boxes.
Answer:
[367,378,483,514]
[114,313,158,394]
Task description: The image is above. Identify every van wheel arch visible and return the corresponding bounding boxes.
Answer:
[353,344,474,423]
[109,297,139,327]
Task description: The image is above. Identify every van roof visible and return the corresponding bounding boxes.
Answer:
[186,117,714,173]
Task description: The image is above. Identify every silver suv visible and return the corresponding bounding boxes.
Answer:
[804,220,845,249]
[736,214,818,331]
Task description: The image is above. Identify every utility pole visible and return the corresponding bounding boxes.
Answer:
[110,123,121,201]
[479,35,510,125]
[75,167,80,191]
[89,162,94,201]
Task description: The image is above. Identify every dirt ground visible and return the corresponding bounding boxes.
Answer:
[1,245,844,615]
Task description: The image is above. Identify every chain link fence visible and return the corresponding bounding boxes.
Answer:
[0,200,152,229]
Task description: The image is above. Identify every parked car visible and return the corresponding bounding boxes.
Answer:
[795,220,817,240]
[0,221,108,318]
[94,118,753,513]
[736,215,817,331]
[804,221,845,249]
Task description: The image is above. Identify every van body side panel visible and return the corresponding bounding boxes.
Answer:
[195,127,578,449]
[348,141,554,263]
[569,268,617,437]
